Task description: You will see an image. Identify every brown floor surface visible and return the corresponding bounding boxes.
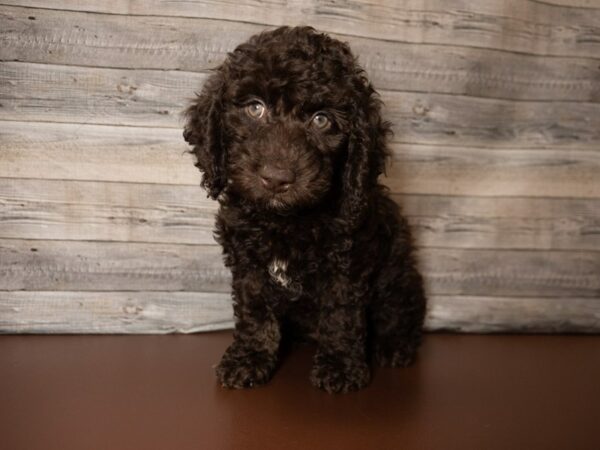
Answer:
[1,332,599,450]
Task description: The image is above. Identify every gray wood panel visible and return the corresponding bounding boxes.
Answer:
[0,178,218,245]
[401,194,600,251]
[2,178,599,251]
[539,0,600,7]
[385,145,600,198]
[0,239,230,292]
[384,94,600,151]
[2,291,598,334]
[0,291,234,333]
[1,1,599,334]
[3,1,600,58]
[2,121,598,198]
[419,248,600,298]
[0,62,206,127]
[3,62,599,150]
[0,121,199,185]
[425,295,600,333]
[1,239,598,298]
[2,39,599,104]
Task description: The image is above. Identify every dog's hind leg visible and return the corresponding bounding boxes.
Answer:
[370,244,427,368]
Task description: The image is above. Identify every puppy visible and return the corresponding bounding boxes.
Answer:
[184,26,426,393]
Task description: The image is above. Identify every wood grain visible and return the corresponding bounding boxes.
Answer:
[399,194,600,251]
[2,41,600,105]
[2,291,598,334]
[2,178,599,250]
[383,93,600,151]
[0,291,234,333]
[1,239,598,298]
[535,0,600,8]
[0,178,218,245]
[418,247,600,298]
[0,121,199,185]
[385,145,600,198]
[425,295,600,333]
[1,1,599,333]
[2,121,598,198]
[0,62,206,127]
[0,239,230,292]
[3,62,599,150]
[2,1,600,58]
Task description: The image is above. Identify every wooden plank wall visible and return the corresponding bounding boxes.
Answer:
[0,1,599,333]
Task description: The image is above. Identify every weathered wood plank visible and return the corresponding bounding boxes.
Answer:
[537,0,600,8]
[2,1,599,58]
[361,45,600,102]
[398,194,600,251]
[0,62,206,127]
[1,291,598,334]
[2,178,599,250]
[419,248,600,298]
[383,93,600,151]
[1,239,598,297]
[0,178,218,245]
[3,41,600,105]
[3,62,600,150]
[385,145,600,198]
[0,291,234,334]
[2,121,599,198]
[0,121,200,185]
[0,239,230,292]
[425,295,600,333]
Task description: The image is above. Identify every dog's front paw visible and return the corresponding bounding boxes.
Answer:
[310,353,370,394]
[215,345,277,389]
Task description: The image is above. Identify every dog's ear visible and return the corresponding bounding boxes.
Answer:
[184,71,227,200]
[340,85,391,229]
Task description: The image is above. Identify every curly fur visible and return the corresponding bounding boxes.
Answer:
[184,26,426,393]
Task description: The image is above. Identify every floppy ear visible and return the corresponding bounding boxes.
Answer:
[183,72,227,200]
[340,86,391,229]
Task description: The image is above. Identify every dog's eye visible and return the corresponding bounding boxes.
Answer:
[246,101,265,119]
[311,113,330,129]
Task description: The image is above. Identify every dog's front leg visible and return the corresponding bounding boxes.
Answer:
[310,281,371,393]
[216,271,281,389]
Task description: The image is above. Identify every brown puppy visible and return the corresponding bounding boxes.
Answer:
[184,26,426,393]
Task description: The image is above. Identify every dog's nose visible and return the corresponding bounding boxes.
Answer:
[259,166,296,193]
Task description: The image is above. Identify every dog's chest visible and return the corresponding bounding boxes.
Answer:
[223,212,325,295]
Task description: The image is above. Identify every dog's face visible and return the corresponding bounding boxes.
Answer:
[185,27,389,214]
[221,59,352,211]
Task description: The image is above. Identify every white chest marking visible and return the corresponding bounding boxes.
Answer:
[268,258,291,288]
